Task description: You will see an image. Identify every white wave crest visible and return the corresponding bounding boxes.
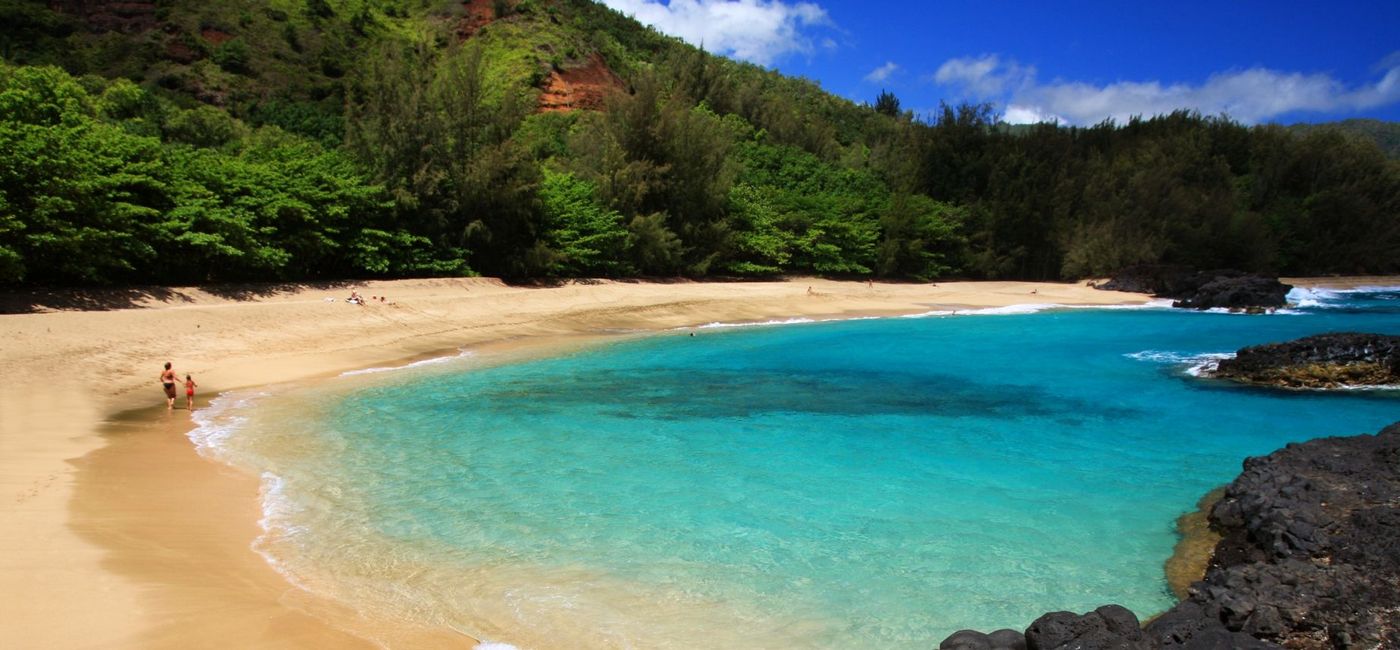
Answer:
[1193,307,1307,316]
[339,349,474,376]
[1073,298,1176,310]
[1287,286,1343,309]
[1288,285,1400,309]
[904,299,1170,318]
[694,317,817,329]
[900,309,958,318]
[187,390,269,461]
[903,303,1065,318]
[1125,350,1234,376]
[475,643,521,650]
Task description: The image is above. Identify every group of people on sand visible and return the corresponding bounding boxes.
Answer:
[158,361,197,411]
[347,289,391,306]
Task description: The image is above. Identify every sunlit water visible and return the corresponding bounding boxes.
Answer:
[192,287,1400,649]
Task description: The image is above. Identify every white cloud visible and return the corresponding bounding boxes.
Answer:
[933,52,1400,125]
[1002,104,1064,125]
[934,54,1035,98]
[864,61,899,83]
[600,0,831,66]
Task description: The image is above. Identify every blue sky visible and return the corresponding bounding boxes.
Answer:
[599,0,1400,125]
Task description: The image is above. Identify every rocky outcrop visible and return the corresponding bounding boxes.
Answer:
[940,628,1027,650]
[1094,265,1220,297]
[1162,421,1400,648]
[1210,332,1400,388]
[1094,266,1291,311]
[537,52,625,113]
[939,421,1400,649]
[1169,276,1291,311]
[1025,605,1150,650]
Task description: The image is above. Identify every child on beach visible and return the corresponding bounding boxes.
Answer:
[184,374,197,411]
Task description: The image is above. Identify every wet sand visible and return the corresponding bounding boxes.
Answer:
[0,277,1181,647]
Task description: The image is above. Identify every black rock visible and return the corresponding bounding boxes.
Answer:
[1170,275,1291,310]
[1094,266,1291,311]
[988,628,1028,650]
[1211,332,1400,388]
[1145,601,1280,649]
[942,628,1030,650]
[1094,265,1236,297]
[1025,605,1150,650]
[1185,422,1400,647]
[941,630,992,650]
[939,421,1400,650]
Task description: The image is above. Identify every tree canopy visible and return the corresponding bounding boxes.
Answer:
[1,0,1396,286]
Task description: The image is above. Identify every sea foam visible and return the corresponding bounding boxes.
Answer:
[187,390,268,462]
[1288,285,1400,309]
[1125,350,1234,376]
[695,317,817,329]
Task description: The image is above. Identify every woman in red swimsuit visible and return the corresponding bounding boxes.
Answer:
[184,374,198,412]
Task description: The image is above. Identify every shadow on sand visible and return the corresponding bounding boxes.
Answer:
[0,280,358,314]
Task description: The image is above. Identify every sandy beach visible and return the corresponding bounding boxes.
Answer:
[0,275,1215,648]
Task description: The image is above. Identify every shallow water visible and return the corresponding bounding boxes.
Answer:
[193,287,1400,648]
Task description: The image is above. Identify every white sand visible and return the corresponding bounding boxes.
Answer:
[1,277,1157,647]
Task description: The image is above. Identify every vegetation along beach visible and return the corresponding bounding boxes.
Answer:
[1,0,1398,648]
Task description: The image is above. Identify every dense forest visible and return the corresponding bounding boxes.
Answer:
[1,0,1397,286]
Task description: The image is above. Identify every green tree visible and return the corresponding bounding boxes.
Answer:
[538,168,631,276]
[874,89,900,117]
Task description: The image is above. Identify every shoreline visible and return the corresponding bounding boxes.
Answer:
[0,276,1378,647]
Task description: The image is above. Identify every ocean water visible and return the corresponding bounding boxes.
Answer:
[191,287,1400,649]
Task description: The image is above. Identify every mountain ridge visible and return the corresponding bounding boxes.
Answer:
[1,0,1396,286]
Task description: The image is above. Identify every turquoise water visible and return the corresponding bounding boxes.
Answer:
[193,287,1400,649]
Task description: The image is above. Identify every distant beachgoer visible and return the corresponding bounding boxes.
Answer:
[348,289,363,305]
[807,286,814,296]
[184,374,198,411]
[159,362,177,410]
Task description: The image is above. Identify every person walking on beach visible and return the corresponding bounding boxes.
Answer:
[159,362,177,410]
[184,374,198,411]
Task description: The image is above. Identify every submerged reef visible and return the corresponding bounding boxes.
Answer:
[1094,266,1292,311]
[1209,332,1400,389]
[941,421,1400,650]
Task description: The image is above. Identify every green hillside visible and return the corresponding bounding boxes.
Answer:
[1287,119,1400,159]
[1,0,1397,285]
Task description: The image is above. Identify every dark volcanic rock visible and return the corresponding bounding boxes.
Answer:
[1146,601,1279,649]
[939,422,1400,650]
[1095,265,1204,296]
[1211,332,1400,388]
[1148,421,1400,648]
[941,628,1029,650]
[1170,275,1292,310]
[1025,605,1150,650]
[1093,266,1291,311]
[941,629,993,650]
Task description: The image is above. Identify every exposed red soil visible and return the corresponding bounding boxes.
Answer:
[455,0,497,39]
[163,39,201,64]
[537,53,625,113]
[48,0,158,33]
[199,27,234,46]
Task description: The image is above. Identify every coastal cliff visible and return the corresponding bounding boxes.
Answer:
[942,421,1400,650]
